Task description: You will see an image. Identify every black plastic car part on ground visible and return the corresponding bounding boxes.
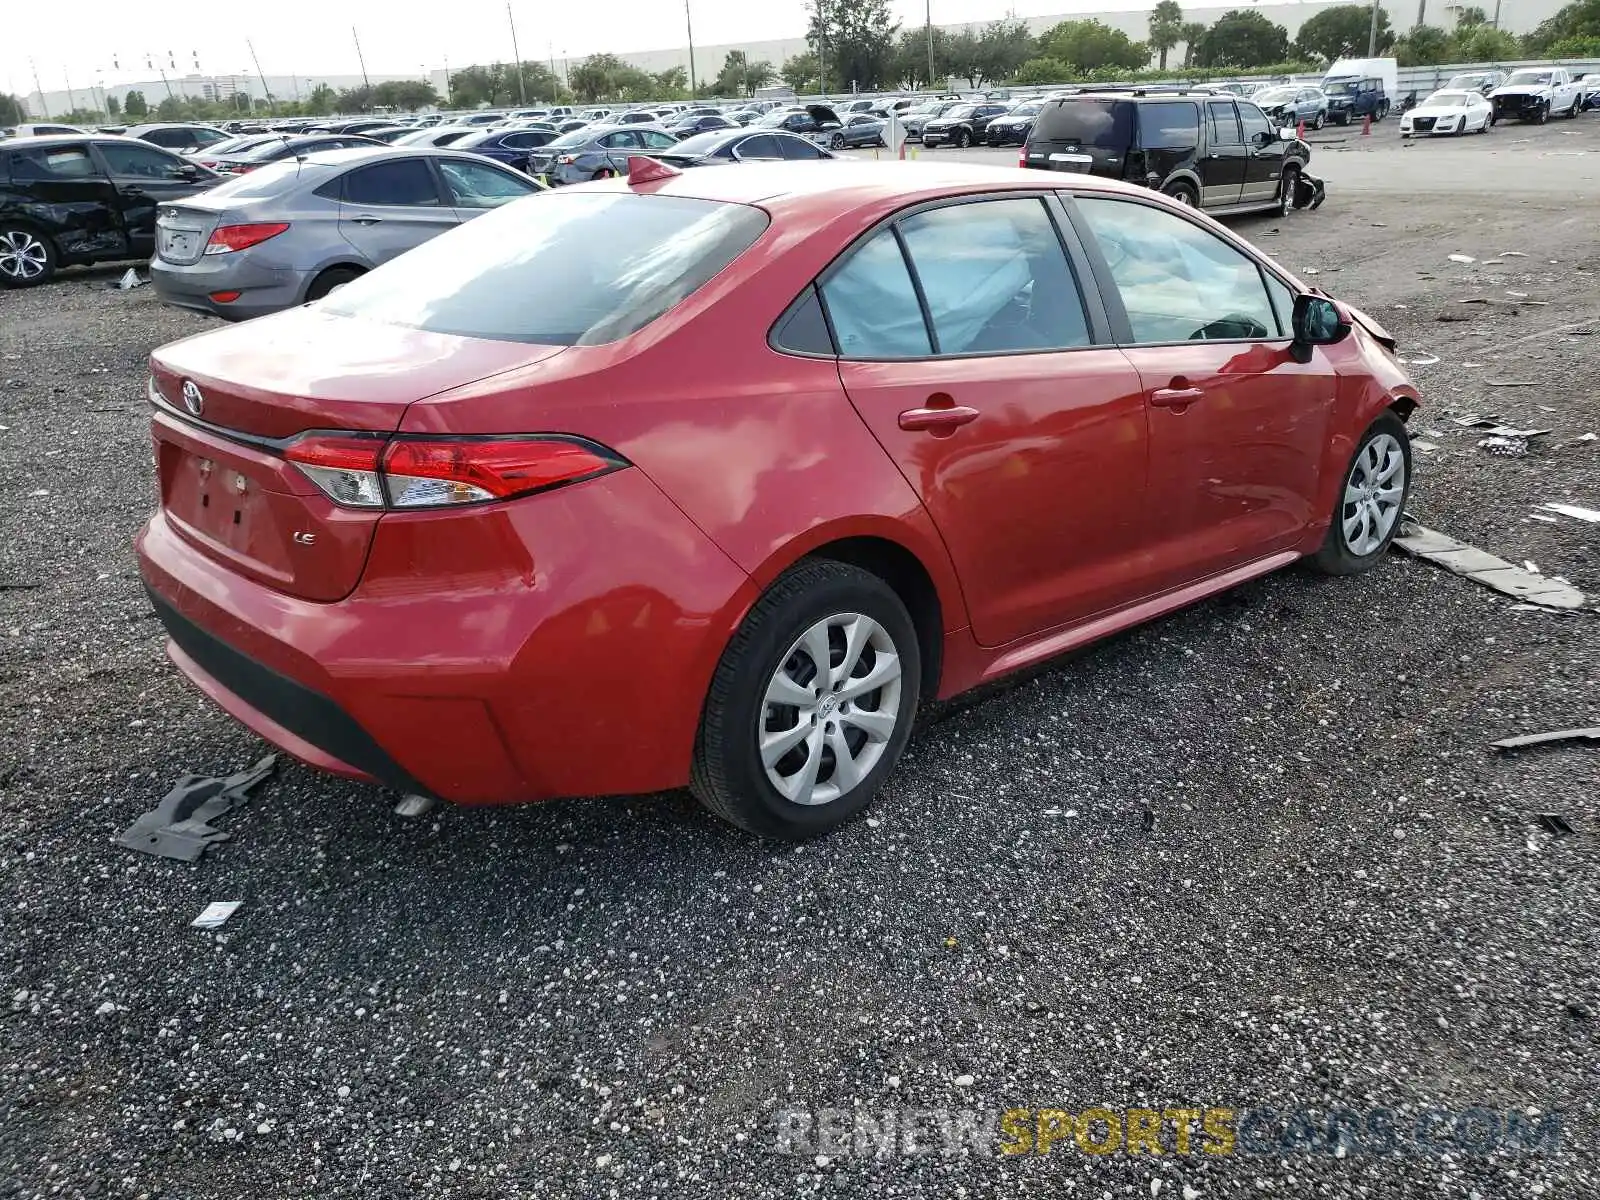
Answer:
[0,136,218,287]
[1020,92,1310,218]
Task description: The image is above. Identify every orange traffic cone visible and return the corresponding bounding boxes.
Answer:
[898,140,906,160]
[1297,119,1305,139]
[1362,114,1372,136]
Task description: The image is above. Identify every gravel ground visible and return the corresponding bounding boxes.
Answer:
[2,125,1598,1198]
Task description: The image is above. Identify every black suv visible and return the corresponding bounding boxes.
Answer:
[0,136,218,287]
[920,102,1011,148]
[1021,92,1311,217]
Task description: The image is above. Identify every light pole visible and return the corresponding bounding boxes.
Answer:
[685,0,698,97]
[926,0,935,90]
[1367,1,1380,56]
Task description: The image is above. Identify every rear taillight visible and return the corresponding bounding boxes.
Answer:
[205,222,290,255]
[556,154,578,165]
[1018,149,1028,168]
[285,434,625,510]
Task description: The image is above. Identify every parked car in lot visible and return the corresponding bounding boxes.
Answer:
[305,119,403,136]
[901,100,962,142]
[641,128,837,167]
[755,105,845,147]
[1581,74,1600,110]
[448,126,560,171]
[190,134,282,168]
[827,114,888,149]
[362,126,421,145]
[668,113,740,138]
[4,122,88,138]
[0,135,218,286]
[920,102,1011,148]
[1491,68,1583,123]
[208,134,384,175]
[1022,92,1312,216]
[984,102,1044,146]
[1251,85,1330,130]
[525,124,680,184]
[1445,70,1508,96]
[136,158,1418,838]
[148,147,543,319]
[392,127,478,148]
[125,123,232,154]
[1400,89,1493,137]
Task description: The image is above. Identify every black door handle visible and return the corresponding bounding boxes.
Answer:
[123,186,147,196]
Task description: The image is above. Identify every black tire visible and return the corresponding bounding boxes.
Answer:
[1277,164,1301,216]
[304,265,362,303]
[1311,411,1413,576]
[1162,179,1198,208]
[0,225,56,288]
[1535,103,1549,125]
[830,132,845,149]
[593,167,617,179]
[691,560,922,840]
[1312,112,1325,130]
[956,128,972,148]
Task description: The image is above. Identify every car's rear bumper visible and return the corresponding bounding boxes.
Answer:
[136,467,755,805]
[150,255,309,322]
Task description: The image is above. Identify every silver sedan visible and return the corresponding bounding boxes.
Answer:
[149,146,544,321]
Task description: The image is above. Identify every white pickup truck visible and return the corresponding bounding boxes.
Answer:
[1489,67,1583,123]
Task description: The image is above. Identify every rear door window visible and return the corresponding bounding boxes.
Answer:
[897,198,1091,354]
[341,159,442,206]
[9,144,99,181]
[98,142,190,179]
[1138,101,1200,149]
[734,135,783,160]
[780,137,826,160]
[1207,101,1242,145]
[1032,100,1134,147]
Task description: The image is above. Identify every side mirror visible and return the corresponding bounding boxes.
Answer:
[1279,127,1296,140]
[178,163,203,180]
[1254,129,1276,148]
[1292,294,1351,347]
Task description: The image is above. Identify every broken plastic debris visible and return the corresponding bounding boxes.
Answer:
[115,756,278,861]
[1538,813,1577,837]
[1412,439,1439,452]
[191,901,242,930]
[1527,513,1559,524]
[1399,353,1440,366]
[1303,267,1319,275]
[1498,250,1528,257]
[1523,560,1541,574]
[1485,425,1552,438]
[1392,525,1587,609]
[1506,291,1529,299]
[1540,503,1600,523]
[1490,727,1600,752]
[115,268,146,290]
[1448,254,1476,264]
[1478,435,1528,456]
[1485,379,1537,387]
[393,793,437,818]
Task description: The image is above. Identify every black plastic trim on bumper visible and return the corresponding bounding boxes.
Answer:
[146,586,432,798]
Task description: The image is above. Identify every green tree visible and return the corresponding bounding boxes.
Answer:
[711,51,774,96]
[781,51,821,93]
[1149,0,1186,69]
[1392,24,1453,64]
[1179,22,1207,67]
[806,0,899,92]
[1293,5,1393,62]
[1453,24,1520,58]
[1037,19,1149,72]
[891,27,950,88]
[105,94,121,118]
[1522,0,1600,52]
[1197,10,1291,67]
[977,18,1037,85]
[1011,57,1072,85]
[124,89,148,117]
[155,95,188,121]
[1547,32,1600,52]
[1455,5,1489,26]
[303,83,338,115]
[337,85,375,112]
[945,27,986,87]
[566,53,655,102]
[373,80,440,111]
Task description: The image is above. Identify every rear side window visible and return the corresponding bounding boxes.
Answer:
[780,137,826,160]
[1138,102,1200,149]
[9,145,97,181]
[819,229,932,358]
[1032,100,1134,148]
[322,192,768,346]
[438,159,537,209]
[735,135,782,159]
[342,159,441,206]
[99,142,189,179]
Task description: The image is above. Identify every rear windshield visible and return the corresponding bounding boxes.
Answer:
[322,192,769,346]
[195,160,308,199]
[1032,99,1134,147]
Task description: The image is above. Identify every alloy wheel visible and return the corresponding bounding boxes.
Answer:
[759,612,903,807]
[0,230,48,282]
[1341,433,1406,556]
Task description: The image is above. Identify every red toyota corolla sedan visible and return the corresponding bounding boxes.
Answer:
[137,159,1419,839]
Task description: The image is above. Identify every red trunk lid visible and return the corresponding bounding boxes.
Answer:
[149,308,566,602]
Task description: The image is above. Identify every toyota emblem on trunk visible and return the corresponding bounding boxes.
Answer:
[181,380,204,416]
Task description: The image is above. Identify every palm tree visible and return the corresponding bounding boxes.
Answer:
[1149,1,1185,70]
[1179,22,1207,69]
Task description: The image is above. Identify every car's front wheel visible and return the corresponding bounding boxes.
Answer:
[691,560,921,839]
[1311,412,1412,575]
[0,226,55,288]
[956,128,972,148]
[830,132,845,149]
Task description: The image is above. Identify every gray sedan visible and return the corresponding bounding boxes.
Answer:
[524,124,679,185]
[149,146,544,321]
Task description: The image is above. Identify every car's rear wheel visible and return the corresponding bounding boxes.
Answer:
[1311,412,1412,575]
[304,265,363,303]
[0,226,55,288]
[691,560,921,840]
[1162,180,1198,207]
[594,167,617,179]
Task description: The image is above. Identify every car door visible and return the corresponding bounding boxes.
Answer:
[732,134,784,161]
[1200,100,1245,207]
[1070,193,1337,588]
[91,140,207,257]
[335,157,458,267]
[3,141,127,261]
[597,129,645,170]
[826,195,1151,646]
[1237,101,1284,204]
